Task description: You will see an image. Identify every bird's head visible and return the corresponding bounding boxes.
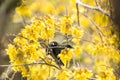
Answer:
[49,41,59,47]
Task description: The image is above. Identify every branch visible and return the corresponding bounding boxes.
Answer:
[79,12,104,42]
[76,0,110,17]
[0,62,60,70]
[76,3,80,26]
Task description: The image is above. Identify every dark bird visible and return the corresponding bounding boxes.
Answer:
[46,41,72,66]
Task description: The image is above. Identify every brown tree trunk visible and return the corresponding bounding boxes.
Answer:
[110,0,120,38]
[110,0,120,79]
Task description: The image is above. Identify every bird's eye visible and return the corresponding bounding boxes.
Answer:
[49,41,58,47]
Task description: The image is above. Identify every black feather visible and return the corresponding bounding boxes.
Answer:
[47,41,72,66]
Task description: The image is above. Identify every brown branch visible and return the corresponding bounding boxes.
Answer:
[94,0,99,6]
[81,39,96,44]
[76,3,80,26]
[11,71,17,80]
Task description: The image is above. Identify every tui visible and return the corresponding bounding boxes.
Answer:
[46,41,72,66]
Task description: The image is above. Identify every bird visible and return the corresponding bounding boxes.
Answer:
[46,41,72,66]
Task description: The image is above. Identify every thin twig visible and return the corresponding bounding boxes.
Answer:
[76,0,110,17]
[65,33,69,45]
[80,12,104,42]
[10,71,17,80]
[94,0,99,6]
[81,39,96,44]
[22,16,27,26]
[7,33,30,41]
[72,53,76,67]
[76,2,80,26]
[88,77,96,80]
[0,62,60,70]
[0,65,13,80]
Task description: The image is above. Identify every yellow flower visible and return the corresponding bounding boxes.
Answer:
[60,15,72,34]
[73,45,82,58]
[60,25,70,34]
[58,48,73,65]
[7,44,18,62]
[29,65,50,80]
[13,36,27,45]
[56,68,72,80]
[70,26,84,38]
[16,4,31,16]
[46,28,55,39]
[40,27,55,39]
[72,38,80,45]
[73,68,93,80]
[96,68,116,80]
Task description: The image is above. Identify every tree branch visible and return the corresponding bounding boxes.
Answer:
[76,3,80,26]
[76,0,110,17]
[0,62,61,70]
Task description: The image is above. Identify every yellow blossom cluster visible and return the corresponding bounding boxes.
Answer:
[7,15,85,79]
[58,48,73,65]
[6,0,120,80]
[73,68,93,80]
[96,67,116,80]
[56,67,72,80]
[7,16,56,77]
[56,67,93,80]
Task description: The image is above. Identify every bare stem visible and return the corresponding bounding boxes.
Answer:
[80,12,104,43]
[76,3,80,26]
